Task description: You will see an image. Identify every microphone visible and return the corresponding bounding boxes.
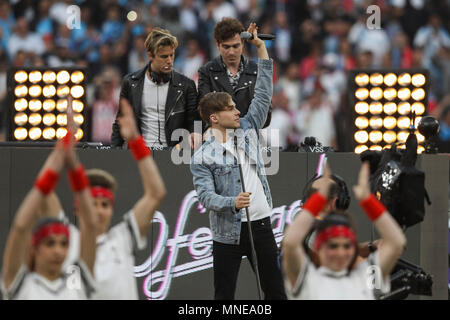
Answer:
[240,31,276,41]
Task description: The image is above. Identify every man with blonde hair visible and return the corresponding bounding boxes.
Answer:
[112,28,201,149]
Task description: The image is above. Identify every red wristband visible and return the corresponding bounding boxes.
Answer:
[61,129,73,149]
[35,169,60,195]
[302,192,327,217]
[68,164,90,191]
[128,135,151,161]
[360,194,386,221]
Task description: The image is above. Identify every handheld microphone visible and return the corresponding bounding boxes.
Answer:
[240,31,276,41]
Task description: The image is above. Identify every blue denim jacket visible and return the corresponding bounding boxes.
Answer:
[190,59,273,244]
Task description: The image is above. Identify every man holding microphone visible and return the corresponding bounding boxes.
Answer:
[190,23,286,300]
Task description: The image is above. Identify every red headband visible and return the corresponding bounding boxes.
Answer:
[90,186,115,204]
[314,225,356,251]
[32,222,70,247]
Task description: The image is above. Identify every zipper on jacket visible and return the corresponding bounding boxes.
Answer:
[165,91,183,124]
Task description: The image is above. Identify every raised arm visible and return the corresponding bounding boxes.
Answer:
[353,162,407,278]
[282,166,334,288]
[2,144,64,289]
[64,110,97,275]
[242,23,272,130]
[118,98,167,237]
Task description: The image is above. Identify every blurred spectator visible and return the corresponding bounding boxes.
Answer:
[273,11,292,66]
[0,0,15,52]
[299,40,322,81]
[294,82,336,149]
[278,62,302,112]
[7,17,45,62]
[179,0,200,35]
[318,52,346,111]
[348,9,390,67]
[101,5,125,44]
[291,19,320,62]
[260,86,294,151]
[174,36,205,82]
[49,0,73,26]
[336,38,356,71]
[128,35,148,73]
[0,49,7,138]
[91,78,119,144]
[390,31,414,68]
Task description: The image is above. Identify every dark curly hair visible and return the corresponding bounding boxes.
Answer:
[213,17,244,43]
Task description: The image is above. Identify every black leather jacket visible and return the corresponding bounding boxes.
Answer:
[198,55,271,128]
[111,63,199,147]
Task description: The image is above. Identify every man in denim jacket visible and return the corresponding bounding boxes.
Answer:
[190,23,286,300]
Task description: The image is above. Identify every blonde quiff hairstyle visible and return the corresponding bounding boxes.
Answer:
[144,28,178,56]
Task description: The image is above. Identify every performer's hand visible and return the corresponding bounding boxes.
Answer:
[352,161,371,201]
[118,98,139,142]
[63,95,80,169]
[235,192,252,210]
[313,163,334,199]
[189,132,202,150]
[246,22,265,49]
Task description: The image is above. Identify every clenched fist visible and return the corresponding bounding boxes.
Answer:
[235,192,252,210]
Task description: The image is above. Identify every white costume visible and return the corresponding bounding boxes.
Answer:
[285,251,390,300]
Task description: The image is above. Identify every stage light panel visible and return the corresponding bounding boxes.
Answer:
[411,73,425,87]
[384,73,397,86]
[43,113,56,126]
[43,99,56,112]
[369,116,383,129]
[14,128,27,140]
[383,88,397,100]
[29,99,42,112]
[383,131,396,143]
[355,116,369,129]
[15,85,28,97]
[72,100,84,112]
[355,73,369,86]
[14,113,27,126]
[14,70,27,83]
[43,127,56,140]
[412,88,425,101]
[411,102,425,115]
[29,71,42,83]
[29,127,42,140]
[398,102,411,115]
[369,102,383,114]
[383,102,397,115]
[355,88,369,100]
[398,73,411,86]
[370,87,383,100]
[355,102,369,114]
[56,99,68,112]
[383,117,397,129]
[354,130,369,144]
[43,85,56,98]
[43,71,56,83]
[397,116,411,129]
[369,145,382,151]
[397,88,411,101]
[56,127,68,139]
[369,73,383,86]
[57,114,68,126]
[71,71,84,84]
[14,99,27,112]
[57,70,70,84]
[29,113,42,126]
[369,131,382,143]
[57,85,70,98]
[354,145,368,154]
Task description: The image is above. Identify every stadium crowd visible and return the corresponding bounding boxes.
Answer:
[0,0,449,151]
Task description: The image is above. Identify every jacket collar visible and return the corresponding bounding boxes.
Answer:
[130,62,183,87]
[209,55,257,75]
